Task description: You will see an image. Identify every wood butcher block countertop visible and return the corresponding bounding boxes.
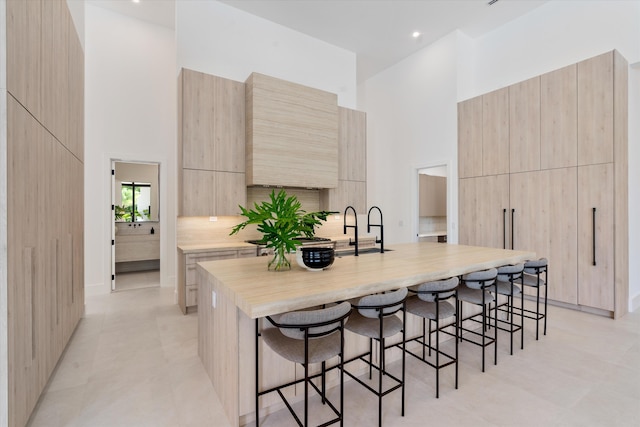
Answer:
[197,242,535,319]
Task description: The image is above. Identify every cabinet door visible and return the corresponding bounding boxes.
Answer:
[419,175,446,217]
[510,168,578,305]
[509,77,540,173]
[577,164,614,310]
[338,107,366,182]
[458,174,509,248]
[577,51,614,166]
[458,96,483,179]
[182,170,245,216]
[482,87,510,176]
[320,180,366,213]
[181,69,245,172]
[541,64,577,169]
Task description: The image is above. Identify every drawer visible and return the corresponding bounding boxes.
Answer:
[237,248,258,258]
[186,250,238,265]
[186,285,198,307]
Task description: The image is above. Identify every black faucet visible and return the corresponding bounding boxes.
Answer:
[367,206,384,253]
[343,206,359,256]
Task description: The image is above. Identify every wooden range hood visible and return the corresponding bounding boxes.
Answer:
[245,72,339,189]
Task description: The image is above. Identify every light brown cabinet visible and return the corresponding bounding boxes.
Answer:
[177,247,257,314]
[482,87,510,176]
[509,77,540,173]
[540,64,577,169]
[510,169,578,305]
[5,1,85,425]
[457,96,483,179]
[577,164,614,310]
[245,72,339,189]
[178,69,246,215]
[458,50,627,317]
[419,175,446,217]
[459,174,509,249]
[320,107,367,212]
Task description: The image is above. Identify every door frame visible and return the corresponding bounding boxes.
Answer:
[110,159,161,292]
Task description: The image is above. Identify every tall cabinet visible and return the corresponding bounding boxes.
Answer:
[458,50,628,318]
[178,68,246,216]
[3,1,85,426]
[320,106,367,212]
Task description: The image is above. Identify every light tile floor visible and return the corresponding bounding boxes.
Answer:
[27,285,640,427]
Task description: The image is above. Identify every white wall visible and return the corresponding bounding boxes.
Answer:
[176,0,357,108]
[361,0,640,311]
[85,4,177,294]
[362,31,461,245]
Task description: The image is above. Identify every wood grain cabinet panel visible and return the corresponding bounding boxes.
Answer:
[339,107,366,182]
[482,87,510,176]
[509,77,540,173]
[540,63,577,169]
[577,51,614,166]
[510,169,578,305]
[181,69,245,172]
[321,107,367,212]
[458,50,627,317]
[6,0,42,117]
[577,164,614,310]
[458,96,483,178]
[178,249,257,314]
[245,72,338,188]
[41,0,69,149]
[419,175,446,217]
[181,170,245,216]
[179,69,247,216]
[458,174,509,249]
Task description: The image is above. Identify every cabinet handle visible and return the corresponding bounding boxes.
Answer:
[592,207,597,266]
[503,208,507,249]
[511,209,515,249]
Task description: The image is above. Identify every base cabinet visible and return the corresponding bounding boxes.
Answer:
[178,247,256,314]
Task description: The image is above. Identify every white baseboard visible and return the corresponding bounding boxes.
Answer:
[631,293,640,313]
[85,282,110,296]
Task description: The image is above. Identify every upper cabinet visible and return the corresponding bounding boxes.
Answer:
[245,73,339,188]
[178,69,246,216]
[577,51,615,166]
[540,63,577,169]
[482,87,510,176]
[457,96,483,179]
[320,107,367,212]
[509,77,540,173]
[181,69,245,172]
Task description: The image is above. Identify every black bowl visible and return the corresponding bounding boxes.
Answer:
[300,247,335,270]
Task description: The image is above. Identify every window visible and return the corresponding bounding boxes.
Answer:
[117,182,151,222]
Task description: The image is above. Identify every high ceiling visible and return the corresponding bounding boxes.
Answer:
[87,0,548,82]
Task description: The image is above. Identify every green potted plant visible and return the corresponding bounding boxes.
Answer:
[230,189,334,271]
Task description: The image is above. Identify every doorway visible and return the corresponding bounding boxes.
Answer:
[417,165,448,243]
[111,160,161,291]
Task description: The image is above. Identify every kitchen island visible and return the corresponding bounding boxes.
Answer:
[197,242,535,426]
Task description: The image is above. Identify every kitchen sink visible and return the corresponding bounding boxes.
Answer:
[336,248,393,257]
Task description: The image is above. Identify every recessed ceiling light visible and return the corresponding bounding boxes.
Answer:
[412,31,421,38]
[132,0,141,4]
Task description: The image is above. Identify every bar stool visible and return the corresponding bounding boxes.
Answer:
[522,258,548,340]
[343,288,407,427]
[256,302,352,427]
[405,276,459,398]
[457,268,498,372]
[488,263,525,355]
